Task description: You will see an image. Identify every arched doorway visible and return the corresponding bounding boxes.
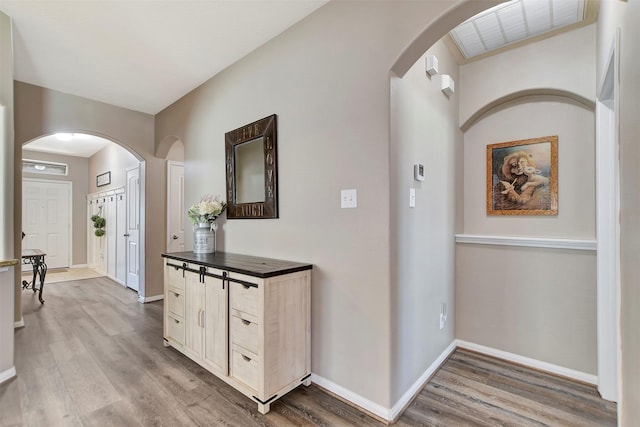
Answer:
[20,132,145,295]
[388,0,615,414]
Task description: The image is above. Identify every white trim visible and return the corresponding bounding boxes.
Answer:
[14,318,24,328]
[166,161,185,252]
[310,341,456,422]
[70,264,88,269]
[389,340,457,421]
[455,234,596,251]
[456,340,597,385]
[0,366,16,384]
[594,29,620,403]
[138,294,163,303]
[311,373,391,421]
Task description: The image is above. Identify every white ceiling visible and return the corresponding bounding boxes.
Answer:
[23,133,112,158]
[450,0,586,59]
[0,0,328,115]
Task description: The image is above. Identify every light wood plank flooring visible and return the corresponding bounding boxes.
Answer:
[1,277,616,426]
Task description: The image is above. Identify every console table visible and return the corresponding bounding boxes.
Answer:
[22,249,47,304]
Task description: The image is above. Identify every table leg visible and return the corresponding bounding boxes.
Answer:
[22,253,47,304]
[31,264,37,293]
[37,257,47,304]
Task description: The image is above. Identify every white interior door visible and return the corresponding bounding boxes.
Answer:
[167,161,185,252]
[87,198,100,270]
[23,179,71,270]
[106,195,117,278]
[126,167,140,291]
[116,193,127,284]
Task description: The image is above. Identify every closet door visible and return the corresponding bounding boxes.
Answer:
[116,193,127,285]
[125,167,140,291]
[106,195,117,278]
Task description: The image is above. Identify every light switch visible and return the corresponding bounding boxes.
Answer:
[341,189,357,208]
[409,188,416,208]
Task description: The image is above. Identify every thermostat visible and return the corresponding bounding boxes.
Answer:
[414,164,425,181]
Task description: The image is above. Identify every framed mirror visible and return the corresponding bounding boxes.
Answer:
[225,114,278,219]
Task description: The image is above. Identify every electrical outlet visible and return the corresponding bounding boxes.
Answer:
[439,313,445,330]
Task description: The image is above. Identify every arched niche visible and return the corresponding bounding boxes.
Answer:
[461,89,596,131]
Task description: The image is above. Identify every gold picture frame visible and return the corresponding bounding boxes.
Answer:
[487,135,558,216]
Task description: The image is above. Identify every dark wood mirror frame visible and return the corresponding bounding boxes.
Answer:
[225,114,278,219]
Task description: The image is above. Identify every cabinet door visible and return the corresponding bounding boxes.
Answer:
[202,275,228,375]
[184,269,204,360]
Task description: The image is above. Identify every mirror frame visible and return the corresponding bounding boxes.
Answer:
[225,114,278,219]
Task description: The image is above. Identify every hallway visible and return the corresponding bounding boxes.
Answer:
[0,277,616,426]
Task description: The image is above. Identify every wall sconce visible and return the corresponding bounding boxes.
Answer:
[441,74,455,96]
[425,55,438,76]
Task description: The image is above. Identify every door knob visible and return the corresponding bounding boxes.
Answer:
[172,235,179,240]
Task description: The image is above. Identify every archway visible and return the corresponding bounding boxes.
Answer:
[16,131,147,323]
[388,0,607,415]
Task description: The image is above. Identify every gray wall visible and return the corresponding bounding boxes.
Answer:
[463,101,596,238]
[389,40,461,402]
[456,26,598,374]
[598,0,640,424]
[13,82,164,301]
[88,143,139,194]
[155,0,476,409]
[22,150,89,266]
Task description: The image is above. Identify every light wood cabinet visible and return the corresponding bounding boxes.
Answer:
[162,252,312,414]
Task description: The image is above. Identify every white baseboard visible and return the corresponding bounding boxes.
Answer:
[311,340,457,422]
[70,264,88,269]
[389,340,457,421]
[311,373,391,421]
[14,317,24,328]
[0,366,16,384]
[311,340,596,423]
[138,294,164,303]
[456,340,597,385]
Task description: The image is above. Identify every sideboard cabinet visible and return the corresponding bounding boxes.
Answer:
[162,251,312,414]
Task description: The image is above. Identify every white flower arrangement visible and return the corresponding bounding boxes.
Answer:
[187,194,227,225]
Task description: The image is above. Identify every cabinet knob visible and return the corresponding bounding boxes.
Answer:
[242,355,252,362]
[172,235,179,240]
[241,319,251,326]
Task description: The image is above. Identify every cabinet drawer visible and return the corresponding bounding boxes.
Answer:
[167,314,185,346]
[231,347,259,391]
[230,314,259,355]
[167,288,185,318]
[166,262,185,291]
[230,281,259,318]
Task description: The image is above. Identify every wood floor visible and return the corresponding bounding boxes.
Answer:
[1,277,616,426]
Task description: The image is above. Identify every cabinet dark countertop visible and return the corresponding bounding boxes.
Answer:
[162,251,312,278]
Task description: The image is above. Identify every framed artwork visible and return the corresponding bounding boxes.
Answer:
[486,135,558,216]
[96,171,111,187]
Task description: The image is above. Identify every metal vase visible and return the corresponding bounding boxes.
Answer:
[193,222,216,254]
